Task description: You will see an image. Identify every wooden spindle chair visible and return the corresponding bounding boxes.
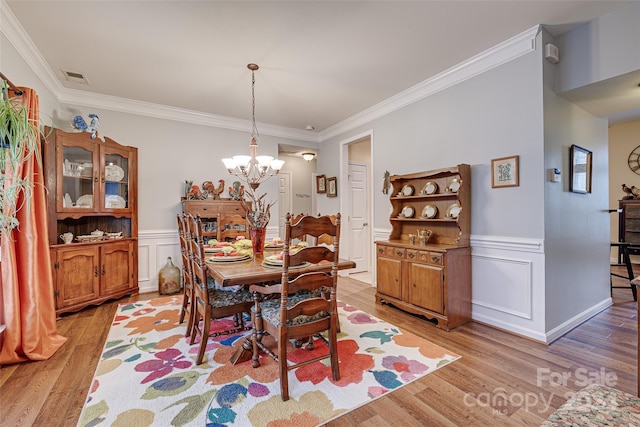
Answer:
[187,213,254,365]
[250,213,341,401]
[177,214,195,337]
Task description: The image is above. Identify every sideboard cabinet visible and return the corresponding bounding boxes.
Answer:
[43,127,138,315]
[182,199,247,243]
[375,164,471,330]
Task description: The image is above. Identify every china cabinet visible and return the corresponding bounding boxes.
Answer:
[375,164,471,330]
[43,127,138,315]
[181,199,247,243]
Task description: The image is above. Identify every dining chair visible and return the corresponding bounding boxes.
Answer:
[177,214,195,337]
[187,213,255,365]
[250,213,341,401]
[219,213,247,242]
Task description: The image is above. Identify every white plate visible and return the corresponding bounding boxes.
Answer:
[105,164,125,182]
[401,184,414,196]
[75,194,93,208]
[401,205,415,218]
[446,203,462,219]
[422,181,438,195]
[204,247,224,253]
[445,178,461,193]
[105,195,126,208]
[207,254,250,262]
[421,204,438,219]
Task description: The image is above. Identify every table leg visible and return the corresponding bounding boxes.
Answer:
[230,336,253,365]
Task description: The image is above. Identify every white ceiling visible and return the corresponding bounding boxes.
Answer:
[4,1,639,136]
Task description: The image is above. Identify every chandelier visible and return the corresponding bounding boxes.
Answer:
[222,63,284,190]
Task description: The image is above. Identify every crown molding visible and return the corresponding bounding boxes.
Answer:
[3,0,539,145]
[319,25,541,141]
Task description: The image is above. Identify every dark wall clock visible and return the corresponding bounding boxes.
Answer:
[628,145,640,175]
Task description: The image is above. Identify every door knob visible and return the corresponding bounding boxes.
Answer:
[363,222,368,227]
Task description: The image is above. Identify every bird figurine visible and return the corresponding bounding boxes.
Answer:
[186,184,204,200]
[72,114,100,139]
[202,179,225,200]
[622,184,635,200]
[228,181,244,200]
[631,186,640,199]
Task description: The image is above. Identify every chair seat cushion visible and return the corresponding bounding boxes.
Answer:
[208,287,253,308]
[254,290,329,326]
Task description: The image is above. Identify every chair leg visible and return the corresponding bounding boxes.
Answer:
[196,307,211,365]
[278,331,289,401]
[251,310,261,368]
[329,317,340,382]
[189,308,200,345]
[185,290,196,337]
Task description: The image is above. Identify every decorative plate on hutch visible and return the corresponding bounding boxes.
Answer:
[401,205,415,218]
[421,181,438,195]
[444,178,461,193]
[421,204,438,219]
[445,203,462,219]
[105,195,126,208]
[401,184,415,196]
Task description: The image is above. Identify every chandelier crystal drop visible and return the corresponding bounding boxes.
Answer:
[221,63,284,190]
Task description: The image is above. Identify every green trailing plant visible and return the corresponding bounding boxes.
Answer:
[0,81,43,235]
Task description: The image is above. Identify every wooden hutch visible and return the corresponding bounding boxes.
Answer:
[43,127,138,315]
[375,164,471,330]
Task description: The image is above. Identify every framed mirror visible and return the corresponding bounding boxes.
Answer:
[570,144,592,194]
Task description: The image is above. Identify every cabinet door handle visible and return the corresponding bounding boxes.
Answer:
[202,207,208,211]
[378,248,384,254]
[94,267,99,277]
[431,256,439,262]
[396,250,403,256]
[102,265,106,275]
[408,253,415,259]
[94,176,98,183]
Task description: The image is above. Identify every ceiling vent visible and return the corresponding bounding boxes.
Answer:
[62,70,89,84]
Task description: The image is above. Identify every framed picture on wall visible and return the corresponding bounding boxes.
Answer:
[316,174,326,193]
[491,155,519,188]
[327,177,337,197]
[570,144,592,194]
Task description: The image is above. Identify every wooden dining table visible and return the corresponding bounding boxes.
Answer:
[206,250,356,364]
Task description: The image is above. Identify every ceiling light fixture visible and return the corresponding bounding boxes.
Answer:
[302,152,315,162]
[305,125,315,131]
[222,64,284,190]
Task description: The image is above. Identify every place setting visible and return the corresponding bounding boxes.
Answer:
[262,253,310,269]
[206,245,252,263]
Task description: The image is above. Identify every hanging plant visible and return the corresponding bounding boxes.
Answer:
[0,81,43,235]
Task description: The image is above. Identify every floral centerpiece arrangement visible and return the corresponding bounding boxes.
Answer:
[241,189,275,228]
[241,189,275,255]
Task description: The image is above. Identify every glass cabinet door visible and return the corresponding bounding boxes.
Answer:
[60,144,97,212]
[103,148,130,211]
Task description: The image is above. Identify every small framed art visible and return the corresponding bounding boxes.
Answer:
[327,177,337,197]
[316,174,326,193]
[491,155,519,188]
[569,144,592,194]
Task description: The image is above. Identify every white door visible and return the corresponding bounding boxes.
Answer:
[348,162,369,273]
[278,173,292,238]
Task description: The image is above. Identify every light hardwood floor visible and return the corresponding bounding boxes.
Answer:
[1,271,637,426]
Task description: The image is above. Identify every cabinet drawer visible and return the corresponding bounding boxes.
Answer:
[386,247,406,259]
[416,251,443,265]
[428,252,444,265]
[625,219,640,232]
[183,201,216,217]
[220,203,245,214]
[626,205,640,217]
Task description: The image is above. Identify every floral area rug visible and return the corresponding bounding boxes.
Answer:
[77,295,460,427]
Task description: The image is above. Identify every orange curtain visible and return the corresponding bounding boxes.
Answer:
[0,87,67,364]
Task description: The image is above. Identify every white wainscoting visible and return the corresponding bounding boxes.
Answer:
[137,226,280,294]
[470,234,547,342]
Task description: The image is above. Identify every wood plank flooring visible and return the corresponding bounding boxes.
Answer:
[1,272,637,426]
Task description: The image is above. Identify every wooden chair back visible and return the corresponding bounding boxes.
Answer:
[177,213,195,335]
[219,213,247,242]
[186,213,209,307]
